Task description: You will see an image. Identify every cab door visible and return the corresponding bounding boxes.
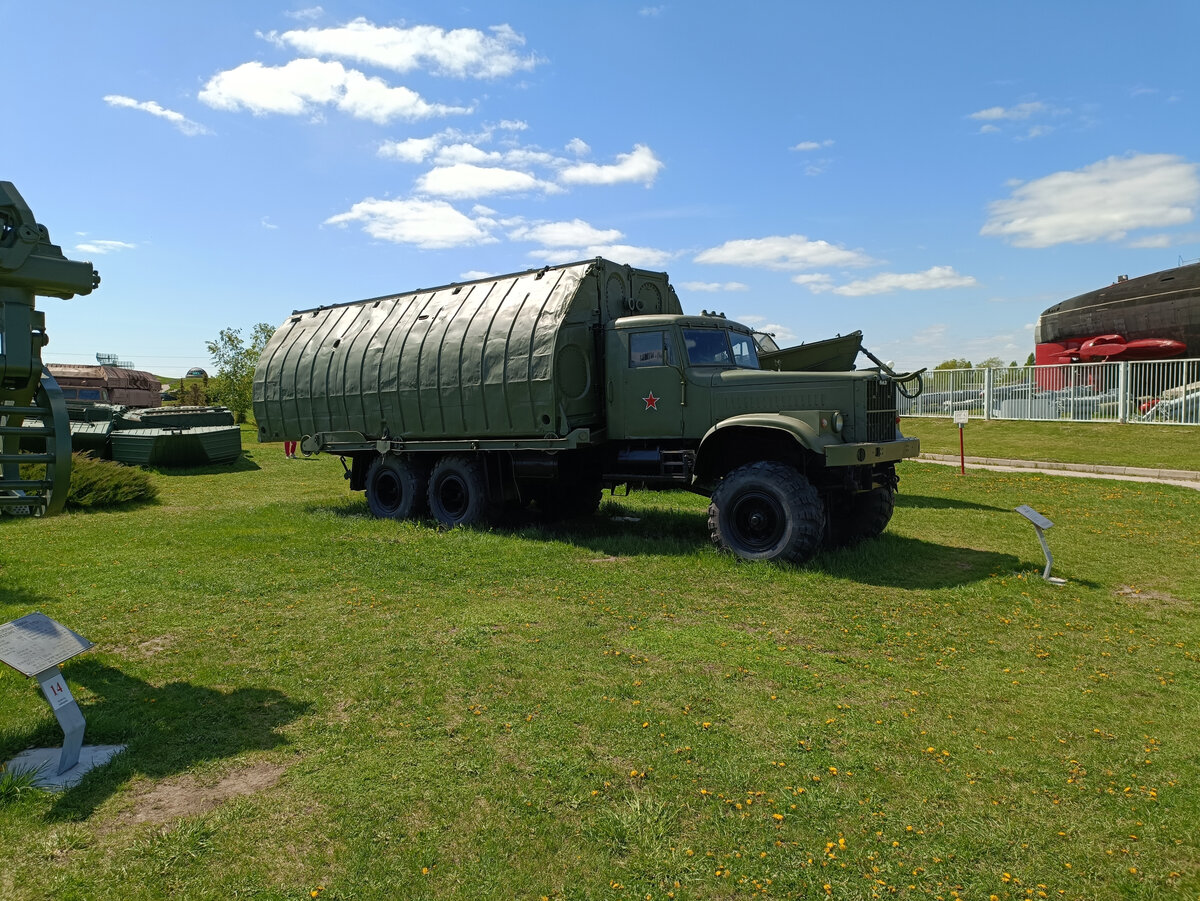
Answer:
[606,326,684,439]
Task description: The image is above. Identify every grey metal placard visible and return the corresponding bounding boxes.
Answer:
[0,613,94,677]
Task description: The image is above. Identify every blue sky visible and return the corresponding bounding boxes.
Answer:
[6,1,1199,375]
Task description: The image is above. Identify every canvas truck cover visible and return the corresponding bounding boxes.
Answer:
[253,259,682,444]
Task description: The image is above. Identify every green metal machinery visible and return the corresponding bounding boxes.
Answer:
[254,259,922,564]
[0,182,100,515]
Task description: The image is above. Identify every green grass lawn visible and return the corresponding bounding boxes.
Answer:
[901,417,1200,471]
[2,434,1198,900]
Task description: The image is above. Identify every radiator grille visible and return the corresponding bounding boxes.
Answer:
[865,378,897,442]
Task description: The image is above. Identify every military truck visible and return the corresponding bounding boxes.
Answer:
[253,259,920,563]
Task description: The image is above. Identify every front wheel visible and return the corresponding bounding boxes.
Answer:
[427,455,492,528]
[707,462,825,564]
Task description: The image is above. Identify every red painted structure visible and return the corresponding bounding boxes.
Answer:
[1035,262,1199,366]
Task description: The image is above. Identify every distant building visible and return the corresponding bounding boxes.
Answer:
[47,364,163,408]
[186,367,208,379]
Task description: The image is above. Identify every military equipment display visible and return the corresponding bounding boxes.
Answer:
[47,362,163,407]
[33,401,244,467]
[35,364,242,466]
[0,182,100,515]
[1035,262,1200,365]
[254,259,920,563]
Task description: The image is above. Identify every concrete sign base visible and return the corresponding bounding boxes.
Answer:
[6,744,127,791]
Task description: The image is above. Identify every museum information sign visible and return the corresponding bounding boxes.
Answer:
[0,612,93,678]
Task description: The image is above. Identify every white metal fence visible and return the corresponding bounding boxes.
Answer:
[899,358,1200,425]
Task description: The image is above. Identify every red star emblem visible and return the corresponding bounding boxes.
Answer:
[643,390,659,411]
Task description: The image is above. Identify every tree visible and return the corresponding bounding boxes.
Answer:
[935,358,972,370]
[206,323,274,423]
[976,356,1005,369]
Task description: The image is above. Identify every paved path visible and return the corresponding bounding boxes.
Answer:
[918,453,1200,491]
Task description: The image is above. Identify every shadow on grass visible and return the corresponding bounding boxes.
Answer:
[297,497,1014,588]
[894,493,1009,512]
[20,659,309,821]
[145,453,262,477]
[813,535,1020,588]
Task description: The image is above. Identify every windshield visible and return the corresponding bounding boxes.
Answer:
[682,328,760,369]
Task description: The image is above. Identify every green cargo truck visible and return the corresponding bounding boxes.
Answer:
[253,258,920,563]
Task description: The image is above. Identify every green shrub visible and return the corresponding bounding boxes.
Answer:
[20,453,159,509]
[65,453,158,508]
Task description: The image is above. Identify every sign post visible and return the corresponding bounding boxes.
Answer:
[1015,505,1067,584]
[953,411,968,474]
[0,613,125,789]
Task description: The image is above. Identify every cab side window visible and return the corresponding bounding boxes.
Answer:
[629,330,675,367]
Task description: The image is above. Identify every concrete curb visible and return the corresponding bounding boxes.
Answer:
[919,453,1200,484]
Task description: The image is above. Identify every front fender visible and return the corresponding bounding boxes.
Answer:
[693,413,844,484]
[699,412,839,456]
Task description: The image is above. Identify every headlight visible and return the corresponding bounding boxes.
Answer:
[832,412,844,433]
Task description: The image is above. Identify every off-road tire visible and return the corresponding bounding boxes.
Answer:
[825,465,897,548]
[365,455,428,520]
[707,462,825,564]
[427,455,492,528]
[825,484,896,548]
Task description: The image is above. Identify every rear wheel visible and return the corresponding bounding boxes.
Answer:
[707,462,825,564]
[365,455,427,520]
[825,465,897,548]
[427,455,492,528]
[825,484,895,548]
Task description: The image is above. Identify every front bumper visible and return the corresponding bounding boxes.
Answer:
[824,437,920,467]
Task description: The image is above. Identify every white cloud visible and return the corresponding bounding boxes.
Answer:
[910,324,947,346]
[434,143,505,165]
[695,235,874,270]
[791,139,833,151]
[324,198,496,248]
[790,273,834,289]
[826,266,978,297]
[756,323,799,345]
[981,153,1200,247]
[1127,230,1200,248]
[286,6,324,21]
[103,95,210,136]
[558,144,663,187]
[527,244,672,268]
[199,59,471,123]
[509,219,623,246]
[566,137,590,156]
[459,270,496,280]
[73,239,136,255]
[680,281,749,292]
[640,6,666,16]
[378,136,441,162]
[415,163,559,199]
[969,101,1046,121]
[270,19,540,78]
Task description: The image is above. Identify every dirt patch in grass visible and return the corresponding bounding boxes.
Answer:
[1115,585,1191,615]
[105,761,286,829]
[107,634,177,659]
